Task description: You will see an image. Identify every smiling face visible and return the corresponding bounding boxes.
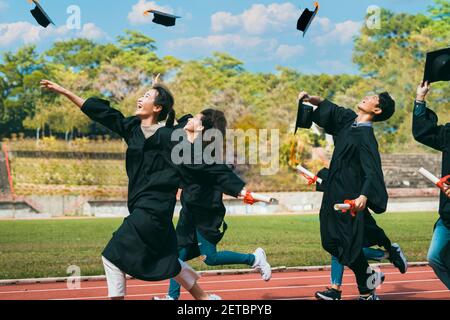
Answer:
[136,89,162,119]
[184,114,204,133]
[357,94,382,116]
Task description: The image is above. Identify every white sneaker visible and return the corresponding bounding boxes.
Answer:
[208,294,222,300]
[252,248,272,281]
[153,295,175,300]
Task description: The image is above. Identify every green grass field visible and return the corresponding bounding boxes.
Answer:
[0,212,439,280]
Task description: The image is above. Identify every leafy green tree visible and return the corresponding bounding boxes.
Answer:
[0,46,49,136]
[45,39,121,76]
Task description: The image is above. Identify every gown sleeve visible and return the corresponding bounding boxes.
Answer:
[81,98,137,141]
[183,163,246,198]
[312,99,357,135]
[412,101,448,152]
[316,167,329,193]
[359,134,388,214]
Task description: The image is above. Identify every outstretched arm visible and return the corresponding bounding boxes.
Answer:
[413,82,447,152]
[183,163,246,198]
[298,91,355,135]
[40,80,86,108]
[40,79,132,140]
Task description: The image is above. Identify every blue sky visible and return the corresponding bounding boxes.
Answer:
[0,0,435,74]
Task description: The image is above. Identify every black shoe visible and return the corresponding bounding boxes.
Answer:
[315,288,342,300]
[388,243,408,274]
[358,292,380,300]
[360,271,385,300]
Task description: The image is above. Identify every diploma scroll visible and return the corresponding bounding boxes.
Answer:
[296,165,323,185]
[419,167,450,193]
[334,200,357,217]
[240,191,278,205]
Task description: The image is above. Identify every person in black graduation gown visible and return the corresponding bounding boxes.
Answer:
[412,81,450,289]
[298,90,395,299]
[313,168,408,300]
[39,79,220,300]
[151,109,271,300]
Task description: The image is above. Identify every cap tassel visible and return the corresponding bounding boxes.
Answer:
[143,9,153,16]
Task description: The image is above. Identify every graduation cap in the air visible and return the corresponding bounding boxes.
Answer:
[143,9,181,27]
[294,98,314,133]
[29,0,54,28]
[424,47,450,83]
[297,2,319,37]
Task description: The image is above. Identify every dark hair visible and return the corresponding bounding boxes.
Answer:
[200,109,227,136]
[200,109,227,161]
[373,92,395,122]
[153,85,175,128]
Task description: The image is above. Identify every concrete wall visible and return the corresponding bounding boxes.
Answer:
[0,192,438,219]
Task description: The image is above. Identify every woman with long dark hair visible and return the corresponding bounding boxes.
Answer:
[39,79,219,300]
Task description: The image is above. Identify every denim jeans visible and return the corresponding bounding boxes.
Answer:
[427,219,450,289]
[331,247,386,286]
[168,229,255,299]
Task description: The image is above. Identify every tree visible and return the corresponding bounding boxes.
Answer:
[348,1,450,152]
[0,46,49,136]
[45,39,121,76]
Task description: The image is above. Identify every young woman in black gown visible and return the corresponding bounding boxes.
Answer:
[40,79,220,300]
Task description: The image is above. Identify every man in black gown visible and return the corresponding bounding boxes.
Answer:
[298,90,395,300]
[413,81,450,289]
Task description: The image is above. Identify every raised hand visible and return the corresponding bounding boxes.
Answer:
[298,91,323,105]
[416,81,430,102]
[298,91,311,102]
[40,80,68,95]
[40,79,85,108]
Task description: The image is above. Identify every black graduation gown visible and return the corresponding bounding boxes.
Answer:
[142,115,246,261]
[316,168,391,250]
[412,101,450,229]
[81,98,181,281]
[312,100,388,265]
[176,162,246,261]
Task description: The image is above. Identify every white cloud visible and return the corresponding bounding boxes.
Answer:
[167,34,277,54]
[0,22,107,47]
[275,44,305,61]
[312,20,362,46]
[211,12,241,33]
[77,23,107,40]
[0,22,45,46]
[312,17,332,33]
[211,2,299,35]
[128,0,174,25]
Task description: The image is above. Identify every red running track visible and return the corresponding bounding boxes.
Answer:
[0,265,448,300]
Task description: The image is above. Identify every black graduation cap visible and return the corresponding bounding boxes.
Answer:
[29,0,54,28]
[424,47,450,83]
[295,98,314,133]
[297,2,319,37]
[143,9,181,27]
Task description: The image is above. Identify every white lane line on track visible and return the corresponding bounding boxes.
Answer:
[279,290,450,300]
[48,278,444,301]
[0,270,436,295]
